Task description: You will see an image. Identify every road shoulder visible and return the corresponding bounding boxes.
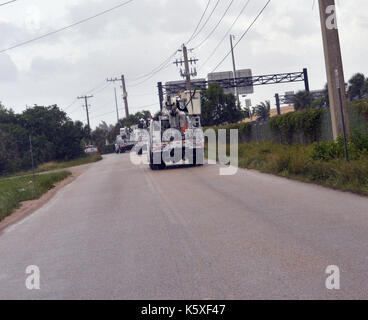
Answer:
[0,164,90,235]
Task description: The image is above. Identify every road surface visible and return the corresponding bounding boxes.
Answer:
[0,154,368,299]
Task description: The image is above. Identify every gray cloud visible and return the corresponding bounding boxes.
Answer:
[0,54,18,82]
[0,0,367,128]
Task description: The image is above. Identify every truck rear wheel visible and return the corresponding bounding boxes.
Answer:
[149,153,166,170]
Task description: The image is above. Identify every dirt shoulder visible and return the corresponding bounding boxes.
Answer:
[0,164,91,234]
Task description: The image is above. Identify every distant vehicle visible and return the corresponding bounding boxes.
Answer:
[85,145,98,154]
[115,134,125,153]
[133,119,149,155]
[115,127,136,154]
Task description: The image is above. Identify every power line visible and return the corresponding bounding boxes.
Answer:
[0,0,17,7]
[188,0,221,44]
[89,99,118,120]
[125,0,218,86]
[199,0,252,71]
[0,0,134,54]
[85,81,109,95]
[64,98,79,112]
[186,0,212,44]
[126,51,178,83]
[129,92,155,97]
[193,0,235,50]
[127,59,173,87]
[127,0,213,83]
[210,0,271,73]
[90,103,157,121]
[64,81,109,112]
[92,82,111,95]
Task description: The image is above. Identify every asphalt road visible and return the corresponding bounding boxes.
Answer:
[1,153,368,299]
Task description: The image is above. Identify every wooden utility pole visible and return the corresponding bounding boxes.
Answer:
[114,87,120,124]
[121,75,129,117]
[78,95,93,131]
[173,45,198,92]
[318,0,350,139]
[107,75,129,117]
[182,45,191,91]
[157,82,164,111]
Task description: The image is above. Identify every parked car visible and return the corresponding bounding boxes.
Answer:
[84,145,99,154]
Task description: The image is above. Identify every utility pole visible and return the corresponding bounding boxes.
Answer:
[230,35,241,107]
[107,75,129,117]
[78,95,93,132]
[318,0,350,139]
[183,45,192,91]
[157,82,164,111]
[114,87,120,124]
[174,45,198,91]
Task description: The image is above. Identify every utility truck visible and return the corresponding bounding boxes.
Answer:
[115,127,136,153]
[147,90,204,170]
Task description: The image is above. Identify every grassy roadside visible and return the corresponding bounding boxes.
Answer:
[0,153,102,180]
[207,142,368,196]
[0,171,71,222]
[35,153,102,173]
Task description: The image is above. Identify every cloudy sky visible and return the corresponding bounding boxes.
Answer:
[0,0,367,128]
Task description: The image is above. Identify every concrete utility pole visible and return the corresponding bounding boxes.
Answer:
[107,75,129,117]
[230,35,241,107]
[114,87,120,124]
[78,95,93,131]
[318,0,350,139]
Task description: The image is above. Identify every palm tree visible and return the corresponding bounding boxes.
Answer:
[348,73,366,100]
[243,106,251,119]
[254,101,270,121]
[292,90,313,110]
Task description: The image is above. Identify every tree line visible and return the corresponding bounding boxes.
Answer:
[2,72,365,174]
[238,72,368,122]
[0,103,90,175]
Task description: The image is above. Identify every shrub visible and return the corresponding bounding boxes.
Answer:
[269,108,325,144]
[224,141,368,195]
[310,140,344,161]
[350,127,368,155]
[206,122,252,142]
[350,98,368,120]
[310,130,368,161]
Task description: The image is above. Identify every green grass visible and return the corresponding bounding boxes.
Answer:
[0,171,71,222]
[0,154,102,180]
[35,153,102,173]
[207,142,368,196]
